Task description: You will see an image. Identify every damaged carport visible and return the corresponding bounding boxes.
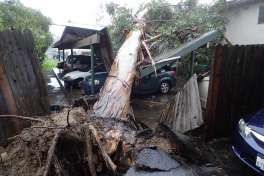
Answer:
[52,24,114,94]
[147,30,219,134]
[139,30,219,78]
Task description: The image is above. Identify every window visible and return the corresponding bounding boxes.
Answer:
[258,6,264,24]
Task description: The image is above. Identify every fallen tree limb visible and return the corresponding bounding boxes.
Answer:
[0,115,45,122]
[144,34,162,43]
[142,40,157,76]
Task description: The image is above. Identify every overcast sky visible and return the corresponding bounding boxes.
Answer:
[20,0,214,38]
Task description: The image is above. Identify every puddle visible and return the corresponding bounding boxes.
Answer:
[48,77,63,91]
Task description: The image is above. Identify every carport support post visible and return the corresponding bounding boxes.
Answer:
[71,48,73,56]
[62,49,65,62]
[190,51,195,76]
[91,45,95,95]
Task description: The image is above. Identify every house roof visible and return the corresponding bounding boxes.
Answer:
[227,0,263,10]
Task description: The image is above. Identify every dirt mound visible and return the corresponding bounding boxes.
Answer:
[0,107,87,176]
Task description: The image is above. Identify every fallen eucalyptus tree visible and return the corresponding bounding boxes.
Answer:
[0,9,226,176]
[93,29,142,119]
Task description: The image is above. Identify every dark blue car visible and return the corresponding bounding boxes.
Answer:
[79,69,176,95]
[79,72,107,95]
[233,109,264,175]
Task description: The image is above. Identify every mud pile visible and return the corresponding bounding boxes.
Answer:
[0,108,87,176]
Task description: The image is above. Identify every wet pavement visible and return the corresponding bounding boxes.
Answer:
[44,69,258,176]
[45,69,83,106]
[132,95,170,130]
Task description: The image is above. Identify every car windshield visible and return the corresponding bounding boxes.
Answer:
[67,56,78,64]
[67,55,91,64]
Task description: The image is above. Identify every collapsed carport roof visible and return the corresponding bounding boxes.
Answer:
[139,30,220,78]
[53,24,114,71]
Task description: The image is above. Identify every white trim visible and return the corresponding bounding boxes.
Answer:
[252,130,264,142]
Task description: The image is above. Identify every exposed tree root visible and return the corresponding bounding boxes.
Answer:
[43,130,63,176]
[88,124,117,173]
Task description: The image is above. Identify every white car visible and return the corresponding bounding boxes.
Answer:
[62,62,106,89]
[63,70,91,88]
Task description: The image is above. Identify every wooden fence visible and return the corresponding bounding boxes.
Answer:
[206,45,264,139]
[0,30,49,145]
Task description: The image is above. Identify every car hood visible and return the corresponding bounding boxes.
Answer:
[247,109,264,135]
[63,71,91,80]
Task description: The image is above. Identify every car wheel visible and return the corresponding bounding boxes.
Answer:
[160,81,170,94]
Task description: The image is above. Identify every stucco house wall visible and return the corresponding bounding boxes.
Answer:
[225,2,264,45]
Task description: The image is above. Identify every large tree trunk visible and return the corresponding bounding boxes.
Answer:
[93,30,142,120]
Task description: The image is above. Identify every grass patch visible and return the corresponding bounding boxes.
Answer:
[42,57,58,71]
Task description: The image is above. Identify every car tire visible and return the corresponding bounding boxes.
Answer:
[160,81,170,94]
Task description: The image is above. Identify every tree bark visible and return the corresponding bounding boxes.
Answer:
[93,30,142,120]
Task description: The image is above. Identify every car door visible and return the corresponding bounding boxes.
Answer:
[135,73,159,93]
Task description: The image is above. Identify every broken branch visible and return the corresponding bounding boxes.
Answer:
[144,34,162,43]
[0,115,45,122]
[142,40,157,76]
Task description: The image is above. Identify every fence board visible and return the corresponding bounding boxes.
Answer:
[206,45,264,139]
[0,30,49,144]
